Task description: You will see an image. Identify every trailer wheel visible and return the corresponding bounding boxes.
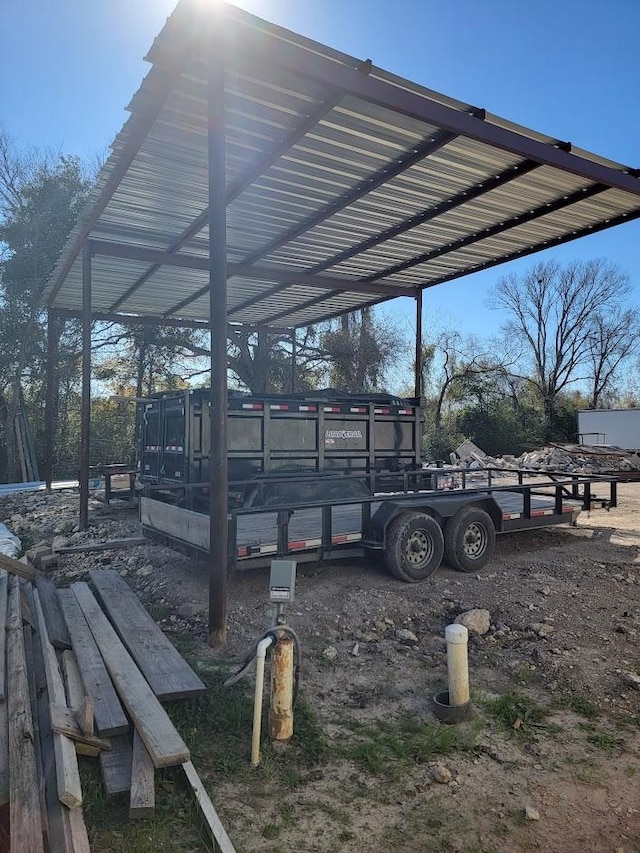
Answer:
[384,512,444,582]
[444,507,496,573]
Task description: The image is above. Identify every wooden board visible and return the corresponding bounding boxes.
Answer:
[99,734,132,797]
[72,583,190,768]
[35,575,71,649]
[0,552,37,581]
[62,650,92,731]
[0,571,8,702]
[0,694,7,807]
[61,804,91,853]
[29,585,70,853]
[89,569,206,701]
[7,576,45,852]
[49,703,111,752]
[58,537,146,554]
[33,590,83,809]
[21,617,43,815]
[57,589,129,737]
[182,761,236,853]
[129,730,155,819]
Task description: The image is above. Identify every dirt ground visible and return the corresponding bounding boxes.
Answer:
[3,482,640,853]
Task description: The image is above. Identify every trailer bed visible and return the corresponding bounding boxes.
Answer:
[140,489,584,564]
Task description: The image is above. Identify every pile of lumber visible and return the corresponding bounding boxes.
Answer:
[0,554,236,853]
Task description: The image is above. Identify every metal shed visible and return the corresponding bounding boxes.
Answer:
[44,0,640,644]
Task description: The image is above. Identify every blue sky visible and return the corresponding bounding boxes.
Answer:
[2,0,639,351]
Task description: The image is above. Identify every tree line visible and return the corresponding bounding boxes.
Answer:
[1,131,638,481]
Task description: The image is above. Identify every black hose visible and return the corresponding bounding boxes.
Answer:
[223,625,302,708]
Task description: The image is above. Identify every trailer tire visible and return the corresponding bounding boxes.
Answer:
[384,512,444,582]
[444,507,496,573]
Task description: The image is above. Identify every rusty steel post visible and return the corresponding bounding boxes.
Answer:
[269,636,294,742]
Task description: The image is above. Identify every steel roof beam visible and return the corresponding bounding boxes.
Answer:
[308,158,542,275]
[107,78,363,313]
[90,239,410,297]
[291,293,395,330]
[239,127,462,268]
[55,309,292,333]
[229,24,640,196]
[364,182,610,283]
[423,204,640,291]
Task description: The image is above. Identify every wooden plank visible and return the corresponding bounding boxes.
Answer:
[29,584,69,853]
[58,589,129,737]
[61,804,91,853]
[99,734,132,797]
[62,650,90,727]
[33,590,83,808]
[58,537,146,554]
[7,575,45,852]
[0,571,8,702]
[90,569,206,700]
[0,552,37,581]
[182,761,236,853]
[50,703,111,752]
[35,575,71,649]
[72,582,189,768]
[129,730,155,819]
[22,615,44,820]
[0,690,7,806]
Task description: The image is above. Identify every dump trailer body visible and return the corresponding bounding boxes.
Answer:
[139,389,422,498]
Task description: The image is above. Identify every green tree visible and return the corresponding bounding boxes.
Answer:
[0,129,92,481]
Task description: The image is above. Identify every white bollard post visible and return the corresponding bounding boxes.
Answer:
[445,623,470,707]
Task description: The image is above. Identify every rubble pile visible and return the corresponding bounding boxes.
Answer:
[455,440,640,476]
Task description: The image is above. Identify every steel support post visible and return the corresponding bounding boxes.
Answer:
[44,310,58,491]
[414,289,423,400]
[79,243,92,531]
[291,330,297,394]
[207,51,228,647]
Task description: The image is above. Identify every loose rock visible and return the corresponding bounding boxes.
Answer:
[524,805,540,821]
[430,762,453,784]
[454,609,491,636]
[322,646,338,662]
[396,628,419,645]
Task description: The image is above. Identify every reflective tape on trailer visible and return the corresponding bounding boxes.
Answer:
[374,408,390,415]
[236,531,362,559]
[270,404,289,411]
[242,403,264,410]
[350,407,367,413]
[298,405,317,412]
[324,406,341,412]
[502,505,576,521]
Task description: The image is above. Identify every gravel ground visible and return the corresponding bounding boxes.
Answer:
[3,482,640,852]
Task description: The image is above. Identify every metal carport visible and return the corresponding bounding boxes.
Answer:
[44,0,640,644]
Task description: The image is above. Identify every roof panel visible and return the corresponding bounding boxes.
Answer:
[44,1,640,329]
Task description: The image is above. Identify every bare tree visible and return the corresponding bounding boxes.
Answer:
[490,259,633,439]
[416,327,506,457]
[587,306,639,408]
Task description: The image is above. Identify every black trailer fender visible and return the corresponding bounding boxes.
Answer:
[365,493,502,550]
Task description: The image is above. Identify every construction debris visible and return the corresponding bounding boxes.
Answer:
[454,440,640,476]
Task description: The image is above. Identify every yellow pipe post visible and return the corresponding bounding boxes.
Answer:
[269,635,294,742]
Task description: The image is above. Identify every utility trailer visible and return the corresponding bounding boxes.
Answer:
[139,390,617,582]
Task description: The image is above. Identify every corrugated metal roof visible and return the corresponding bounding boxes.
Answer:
[45,0,640,328]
